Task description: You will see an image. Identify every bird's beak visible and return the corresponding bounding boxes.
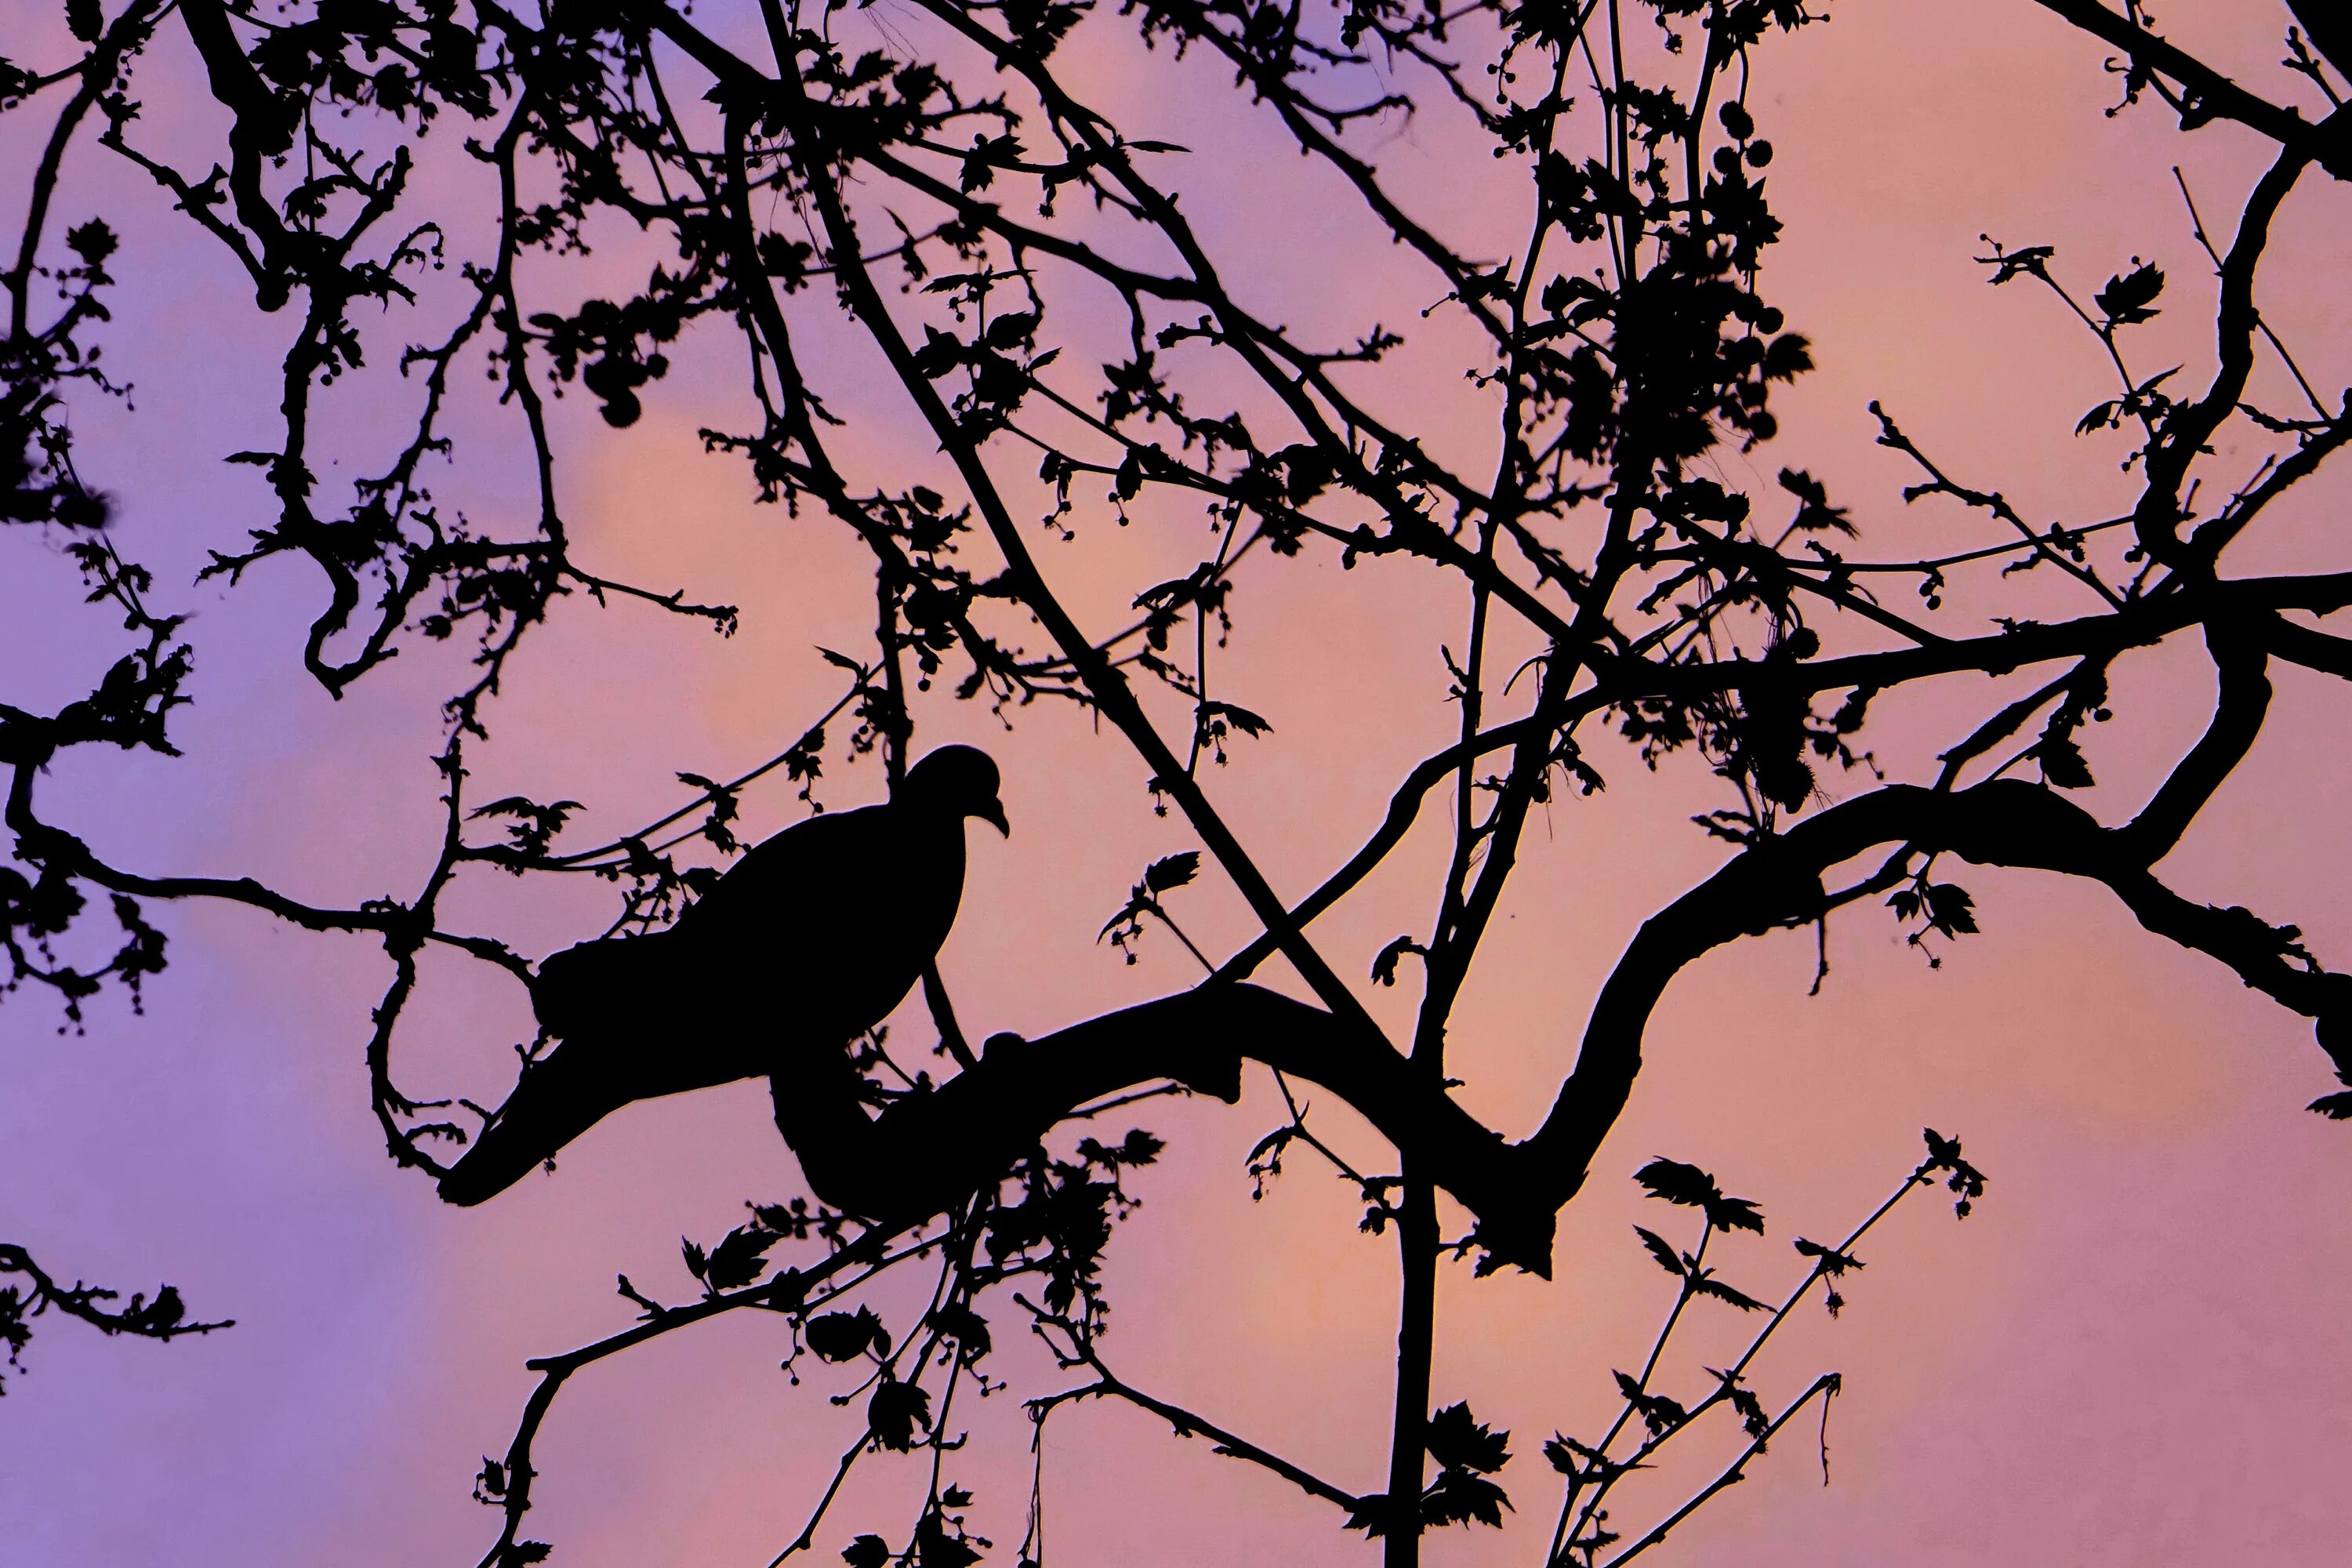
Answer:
[978,797,1011,837]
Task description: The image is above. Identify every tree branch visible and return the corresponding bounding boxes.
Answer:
[2030,0,2352,176]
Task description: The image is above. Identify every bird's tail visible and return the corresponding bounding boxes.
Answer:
[437,933,680,1206]
[437,1040,628,1206]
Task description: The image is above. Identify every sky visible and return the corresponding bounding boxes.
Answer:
[5,2,2351,1566]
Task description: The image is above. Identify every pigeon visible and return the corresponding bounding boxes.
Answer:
[438,745,1008,1206]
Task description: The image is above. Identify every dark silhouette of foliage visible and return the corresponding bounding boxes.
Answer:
[4,0,2350,1564]
[0,1240,231,1395]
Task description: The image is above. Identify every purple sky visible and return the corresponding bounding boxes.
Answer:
[5,2,2350,1565]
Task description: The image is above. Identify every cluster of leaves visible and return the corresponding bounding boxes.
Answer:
[973,1127,1165,1322]
[1348,1400,1516,1536]
[679,1194,855,1298]
[1,532,187,1028]
[2,216,120,529]
[615,1124,1163,1566]
[841,1498,989,1568]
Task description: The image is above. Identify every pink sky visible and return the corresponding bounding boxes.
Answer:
[5,2,2350,1565]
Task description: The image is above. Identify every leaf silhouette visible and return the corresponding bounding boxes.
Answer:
[807,1306,889,1363]
[1144,851,1200,893]
[1633,1225,1686,1277]
[1424,1401,1511,1474]
[1421,1468,1512,1529]
[1794,1236,1864,1276]
[1634,1157,1717,1208]
[1371,935,1425,986]
[1690,1272,1766,1312]
[699,1224,779,1291]
[2094,261,2164,326]
[867,1377,933,1451]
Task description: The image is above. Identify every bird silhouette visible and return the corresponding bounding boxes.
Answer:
[438,745,1008,1206]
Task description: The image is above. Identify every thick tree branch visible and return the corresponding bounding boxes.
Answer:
[2114,627,2270,862]
[2138,144,2312,568]
[790,985,1546,1268]
[1526,778,2352,1212]
[177,0,302,303]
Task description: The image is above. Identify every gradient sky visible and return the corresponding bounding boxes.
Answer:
[5,2,2350,1566]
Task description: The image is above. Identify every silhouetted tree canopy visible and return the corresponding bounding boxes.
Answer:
[5,1,2349,1564]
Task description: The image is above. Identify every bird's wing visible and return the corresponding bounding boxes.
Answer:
[681,800,966,1036]
[679,804,890,956]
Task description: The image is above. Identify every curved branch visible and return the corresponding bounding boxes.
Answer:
[2031,0,2352,176]
[2265,614,2352,680]
[1525,778,2352,1212]
[441,982,1548,1267]
[855,987,1524,1240]
[2114,625,2270,861]
[2140,144,2312,568]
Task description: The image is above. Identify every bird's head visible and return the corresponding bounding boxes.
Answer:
[903,744,1010,837]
